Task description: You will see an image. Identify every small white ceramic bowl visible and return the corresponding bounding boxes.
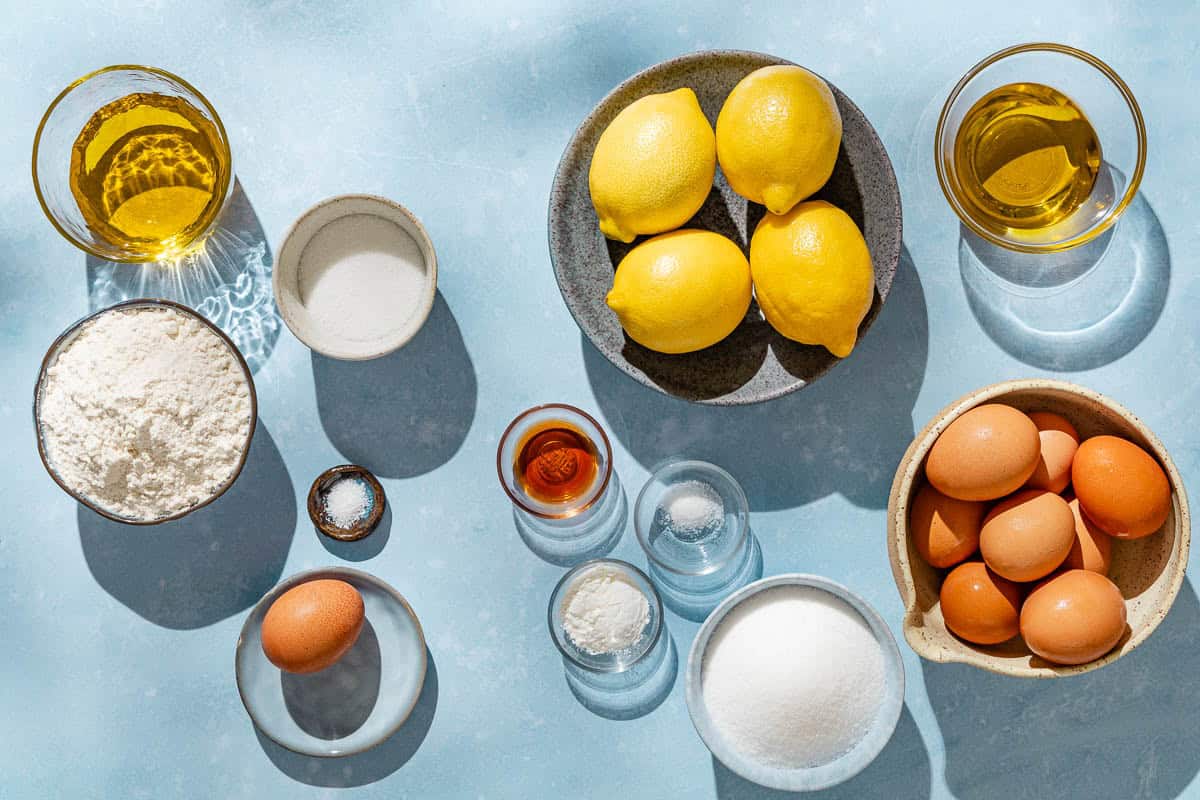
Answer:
[685,574,905,792]
[274,194,438,360]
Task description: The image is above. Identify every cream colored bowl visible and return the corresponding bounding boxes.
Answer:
[888,379,1190,677]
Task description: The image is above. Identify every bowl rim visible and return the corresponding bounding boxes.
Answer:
[547,48,903,406]
[887,378,1191,678]
[685,573,905,792]
[272,192,439,361]
[933,42,1147,254]
[233,565,428,758]
[307,464,387,542]
[32,298,258,526]
[32,64,235,263]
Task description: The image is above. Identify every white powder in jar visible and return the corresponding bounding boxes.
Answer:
[561,565,651,655]
[702,586,886,769]
[37,306,253,521]
[323,477,371,528]
[297,213,428,343]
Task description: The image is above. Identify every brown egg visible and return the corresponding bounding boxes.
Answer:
[939,562,1023,645]
[979,489,1075,582]
[926,404,1041,501]
[1073,435,1170,539]
[1064,496,1113,574]
[909,483,985,568]
[1020,570,1127,665]
[1023,412,1080,494]
[261,579,365,674]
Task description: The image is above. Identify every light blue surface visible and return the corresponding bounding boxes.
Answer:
[1,2,1197,798]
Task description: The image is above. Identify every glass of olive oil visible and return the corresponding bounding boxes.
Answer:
[33,66,233,262]
[935,43,1146,253]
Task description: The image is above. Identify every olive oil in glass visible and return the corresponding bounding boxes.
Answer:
[953,82,1101,233]
[68,92,228,260]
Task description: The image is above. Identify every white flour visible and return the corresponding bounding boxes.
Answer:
[297,213,428,343]
[561,565,650,654]
[702,586,885,769]
[38,306,253,521]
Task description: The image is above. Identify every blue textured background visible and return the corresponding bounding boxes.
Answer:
[2,2,1197,797]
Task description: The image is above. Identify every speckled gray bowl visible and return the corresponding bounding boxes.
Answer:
[686,574,905,791]
[549,50,902,405]
[888,379,1191,677]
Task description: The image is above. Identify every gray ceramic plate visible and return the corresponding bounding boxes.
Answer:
[549,50,902,405]
[686,574,905,791]
[235,567,426,757]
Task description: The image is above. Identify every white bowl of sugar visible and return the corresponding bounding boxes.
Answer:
[686,574,905,792]
[274,194,438,360]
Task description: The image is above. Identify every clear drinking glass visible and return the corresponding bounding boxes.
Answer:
[547,559,669,692]
[496,404,626,564]
[634,458,759,617]
[935,43,1146,253]
[32,65,234,262]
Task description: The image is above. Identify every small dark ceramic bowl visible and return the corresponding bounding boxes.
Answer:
[549,50,902,405]
[33,298,257,525]
[308,465,387,542]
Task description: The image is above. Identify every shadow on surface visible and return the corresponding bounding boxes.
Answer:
[960,192,1168,371]
[86,179,281,373]
[512,479,627,567]
[925,580,1200,800]
[657,533,763,622]
[282,620,382,739]
[259,647,439,787]
[565,634,678,721]
[585,246,928,511]
[711,705,930,799]
[77,422,295,629]
[318,503,392,562]
[312,292,476,479]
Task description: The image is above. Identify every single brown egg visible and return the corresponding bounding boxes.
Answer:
[1073,435,1170,539]
[1064,496,1113,574]
[926,404,1041,501]
[940,561,1023,645]
[980,489,1075,582]
[1020,570,1127,666]
[1023,412,1080,494]
[261,579,365,674]
[909,483,985,568]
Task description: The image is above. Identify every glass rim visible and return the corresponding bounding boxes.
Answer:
[633,458,751,577]
[495,403,614,520]
[31,63,235,263]
[934,42,1147,254]
[546,558,664,673]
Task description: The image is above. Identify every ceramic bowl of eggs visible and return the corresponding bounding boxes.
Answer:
[888,378,1190,677]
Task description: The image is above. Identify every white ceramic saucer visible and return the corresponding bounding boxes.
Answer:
[235,567,426,757]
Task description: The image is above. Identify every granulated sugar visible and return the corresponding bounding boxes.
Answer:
[297,213,427,343]
[38,306,253,521]
[701,586,885,769]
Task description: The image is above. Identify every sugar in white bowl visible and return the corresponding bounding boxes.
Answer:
[701,585,886,769]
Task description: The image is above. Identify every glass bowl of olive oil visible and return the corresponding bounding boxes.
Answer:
[33,65,233,263]
[935,43,1146,253]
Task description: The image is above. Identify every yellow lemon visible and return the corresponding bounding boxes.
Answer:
[750,200,874,358]
[589,88,716,243]
[716,65,842,215]
[606,229,751,354]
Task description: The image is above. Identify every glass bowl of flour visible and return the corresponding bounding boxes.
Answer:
[548,559,667,689]
[34,299,257,524]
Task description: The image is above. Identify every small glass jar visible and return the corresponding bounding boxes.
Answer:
[634,458,760,618]
[548,559,670,694]
[497,404,625,564]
